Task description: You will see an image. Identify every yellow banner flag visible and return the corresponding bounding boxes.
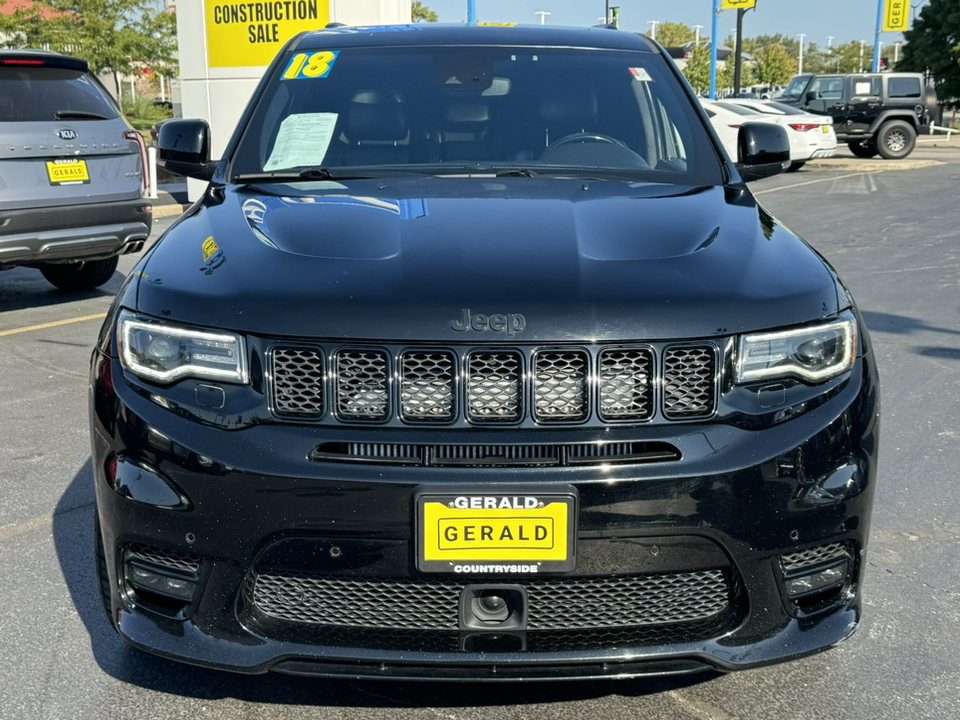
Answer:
[721,0,757,10]
[883,0,909,32]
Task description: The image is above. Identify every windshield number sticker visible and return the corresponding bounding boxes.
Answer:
[629,67,653,82]
[282,51,340,80]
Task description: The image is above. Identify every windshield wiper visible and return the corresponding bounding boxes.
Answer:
[55,110,110,120]
[495,168,537,178]
[233,168,345,183]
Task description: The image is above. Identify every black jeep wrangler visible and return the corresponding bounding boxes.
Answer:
[779,72,938,159]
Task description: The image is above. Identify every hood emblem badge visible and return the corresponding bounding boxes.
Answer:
[450,308,526,335]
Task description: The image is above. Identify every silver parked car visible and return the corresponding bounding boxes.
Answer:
[0,50,152,290]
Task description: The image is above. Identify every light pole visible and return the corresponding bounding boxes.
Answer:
[859,40,865,72]
[826,36,834,49]
[894,41,901,64]
[648,21,660,41]
[797,33,806,75]
[693,25,703,45]
[535,11,550,24]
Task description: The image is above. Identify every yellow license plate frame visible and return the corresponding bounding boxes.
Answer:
[47,159,90,185]
[416,489,577,574]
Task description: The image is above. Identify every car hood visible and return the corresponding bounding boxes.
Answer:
[135,177,843,342]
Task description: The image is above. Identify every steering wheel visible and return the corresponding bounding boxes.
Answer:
[546,132,628,151]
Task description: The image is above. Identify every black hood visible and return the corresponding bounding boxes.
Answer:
[136,177,842,342]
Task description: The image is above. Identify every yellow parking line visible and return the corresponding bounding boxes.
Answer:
[0,313,106,338]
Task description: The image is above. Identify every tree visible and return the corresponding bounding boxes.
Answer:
[898,0,960,101]
[751,43,794,86]
[682,45,712,95]
[0,0,177,93]
[411,1,437,23]
[654,21,695,48]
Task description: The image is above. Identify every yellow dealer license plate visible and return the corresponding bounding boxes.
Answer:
[416,489,577,574]
[47,159,90,185]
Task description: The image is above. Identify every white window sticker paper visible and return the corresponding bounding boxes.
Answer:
[264,113,338,171]
[854,82,872,96]
[629,67,653,82]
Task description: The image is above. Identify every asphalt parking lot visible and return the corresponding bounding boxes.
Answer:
[1,142,959,719]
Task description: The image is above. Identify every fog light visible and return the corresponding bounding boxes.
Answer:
[125,560,198,601]
[785,559,848,599]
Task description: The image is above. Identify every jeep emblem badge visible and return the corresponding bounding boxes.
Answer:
[450,308,526,335]
[56,129,77,140]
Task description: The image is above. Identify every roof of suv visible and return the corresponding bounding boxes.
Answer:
[292,23,660,53]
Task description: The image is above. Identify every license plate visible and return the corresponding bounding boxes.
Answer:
[47,159,90,184]
[416,489,577,573]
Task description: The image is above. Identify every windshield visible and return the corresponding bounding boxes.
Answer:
[231,45,722,185]
[781,75,812,101]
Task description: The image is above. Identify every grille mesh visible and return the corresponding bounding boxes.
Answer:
[125,543,201,575]
[270,343,718,424]
[467,352,522,422]
[401,352,455,421]
[272,348,324,416]
[251,570,730,631]
[337,351,389,420]
[534,351,588,422]
[663,346,716,418]
[781,542,849,572]
[599,348,654,421]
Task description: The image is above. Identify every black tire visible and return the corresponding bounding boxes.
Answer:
[39,256,119,291]
[94,513,117,629]
[786,161,806,172]
[875,120,916,159]
[848,140,880,158]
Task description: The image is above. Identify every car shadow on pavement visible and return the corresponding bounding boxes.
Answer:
[860,310,960,338]
[0,266,125,313]
[54,461,719,708]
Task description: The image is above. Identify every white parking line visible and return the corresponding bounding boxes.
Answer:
[0,514,52,543]
[752,170,886,195]
[0,313,106,338]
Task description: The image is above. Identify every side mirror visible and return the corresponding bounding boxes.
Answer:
[805,90,819,103]
[736,122,790,182]
[158,119,217,181]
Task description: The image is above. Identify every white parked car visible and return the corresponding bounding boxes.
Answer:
[707,99,837,171]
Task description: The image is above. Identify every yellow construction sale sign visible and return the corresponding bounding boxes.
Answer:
[721,0,757,10]
[883,0,908,32]
[205,0,331,68]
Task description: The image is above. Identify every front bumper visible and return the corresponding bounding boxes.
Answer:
[0,197,151,266]
[91,346,879,681]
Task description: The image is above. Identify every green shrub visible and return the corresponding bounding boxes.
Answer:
[122,95,173,130]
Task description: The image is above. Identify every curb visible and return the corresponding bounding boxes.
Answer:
[153,203,189,218]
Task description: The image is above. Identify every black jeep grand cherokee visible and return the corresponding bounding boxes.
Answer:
[91,24,879,681]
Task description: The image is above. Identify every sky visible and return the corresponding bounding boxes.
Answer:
[424,0,932,48]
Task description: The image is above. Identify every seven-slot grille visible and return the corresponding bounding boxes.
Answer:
[271,343,717,425]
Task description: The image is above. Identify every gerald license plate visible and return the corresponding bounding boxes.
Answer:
[47,159,90,184]
[416,490,577,574]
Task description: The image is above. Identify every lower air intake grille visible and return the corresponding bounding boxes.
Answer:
[310,441,681,467]
[781,542,850,572]
[125,543,201,575]
[251,570,730,631]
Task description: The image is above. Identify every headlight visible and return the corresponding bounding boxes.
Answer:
[737,314,856,384]
[118,311,248,384]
